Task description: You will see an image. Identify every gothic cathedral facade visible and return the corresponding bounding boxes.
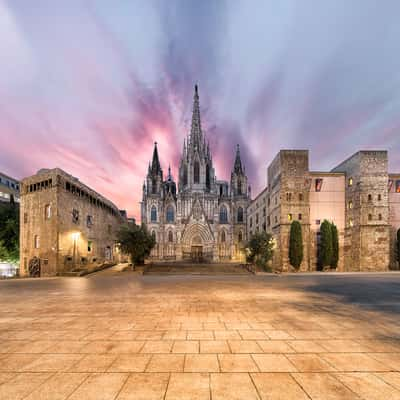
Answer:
[141,85,250,262]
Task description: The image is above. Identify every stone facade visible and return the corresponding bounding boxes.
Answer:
[20,168,126,277]
[141,85,249,262]
[248,150,400,271]
[0,172,20,204]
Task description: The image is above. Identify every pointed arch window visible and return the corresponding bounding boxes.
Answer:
[152,178,157,194]
[238,231,243,243]
[219,205,228,223]
[166,205,174,222]
[237,178,242,195]
[151,230,156,242]
[237,207,244,223]
[206,164,210,189]
[151,206,157,222]
[168,230,173,242]
[220,230,226,242]
[194,161,200,184]
[183,165,188,186]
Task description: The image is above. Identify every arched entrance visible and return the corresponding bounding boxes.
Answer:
[191,235,203,262]
[181,222,214,261]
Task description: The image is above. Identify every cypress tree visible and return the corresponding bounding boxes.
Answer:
[331,222,339,268]
[289,220,303,269]
[320,220,333,268]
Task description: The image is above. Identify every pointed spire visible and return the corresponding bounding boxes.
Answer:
[151,142,162,174]
[234,144,243,174]
[190,84,203,151]
[167,164,172,181]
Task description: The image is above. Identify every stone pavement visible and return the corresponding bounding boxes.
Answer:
[1,268,400,399]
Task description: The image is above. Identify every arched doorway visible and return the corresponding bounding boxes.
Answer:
[191,235,203,262]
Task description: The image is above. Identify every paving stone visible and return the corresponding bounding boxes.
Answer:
[287,354,336,372]
[252,354,297,372]
[200,340,230,353]
[210,373,259,400]
[146,354,185,372]
[218,354,259,372]
[320,353,391,372]
[166,373,210,400]
[71,354,117,372]
[108,354,151,372]
[184,354,220,372]
[117,373,169,400]
[172,340,199,353]
[0,372,52,400]
[251,372,309,399]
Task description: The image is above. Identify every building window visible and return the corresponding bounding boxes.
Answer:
[275,216,278,224]
[238,231,243,243]
[288,213,292,221]
[299,193,304,201]
[262,222,266,231]
[168,230,173,242]
[88,241,92,252]
[315,179,323,192]
[151,206,157,222]
[151,230,156,242]
[348,177,353,186]
[44,204,51,219]
[349,218,353,227]
[219,205,228,223]
[267,197,270,206]
[34,235,40,249]
[249,217,253,227]
[237,207,244,223]
[166,205,174,223]
[194,161,200,184]
[286,193,292,201]
[348,200,353,210]
[256,213,259,224]
[298,213,302,220]
[316,219,321,225]
[378,213,382,221]
[220,230,226,242]
[378,194,381,201]
[72,209,79,224]
[396,180,400,193]
[368,214,372,221]
[86,215,93,228]
[183,165,188,186]
[24,212,28,224]
[368,194,372,201]
[206,164,210,189]
[262,207,266,217]
[267,216,270,226]
[152,178,157,194]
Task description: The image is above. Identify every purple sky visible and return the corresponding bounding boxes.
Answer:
[1,0,399,219]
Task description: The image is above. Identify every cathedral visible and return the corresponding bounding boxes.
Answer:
[141,85,250,262]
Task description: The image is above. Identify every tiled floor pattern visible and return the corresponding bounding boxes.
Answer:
[0,272,400,399]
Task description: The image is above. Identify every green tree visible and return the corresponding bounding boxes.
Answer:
[117,223,155,265]
[245,231,274,270]
[0,204,19,265]
[320,220,333,268]
[289,221,303,269]
[331,222,339,268]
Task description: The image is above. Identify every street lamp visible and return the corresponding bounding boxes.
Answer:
[72,232,80,269]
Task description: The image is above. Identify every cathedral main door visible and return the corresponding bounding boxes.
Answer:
[190,245,203,262]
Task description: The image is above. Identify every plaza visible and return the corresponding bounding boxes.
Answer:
[1,266,400,399]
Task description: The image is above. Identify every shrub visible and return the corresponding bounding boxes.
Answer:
[245,231,274,271]
[320,220,333,268]
[289,220,303,269]
[331,222,339,268]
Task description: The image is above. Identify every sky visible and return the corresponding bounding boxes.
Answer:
[1,0,400,219]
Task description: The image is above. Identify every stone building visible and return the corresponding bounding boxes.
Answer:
[20,168,126,276]
[248,150,400,271]
[141,85,250,262]
[0,172,20,204]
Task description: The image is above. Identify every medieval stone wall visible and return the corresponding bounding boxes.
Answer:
[20,168,125,277]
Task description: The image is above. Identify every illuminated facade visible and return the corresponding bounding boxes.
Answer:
[141,86,249,262]
[19,168,126,276]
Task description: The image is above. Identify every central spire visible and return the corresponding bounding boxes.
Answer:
[190,84,203,151]
[151,142,162,175]
[234,144,244,174]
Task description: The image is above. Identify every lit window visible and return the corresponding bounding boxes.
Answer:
[34,235,40,249]
[88,241,92,252]
[288,213,292,221]
[348,201,353,209]
[396,180,400,193]
[348,177,353,186]
[349,218,353,227]
[45,204,51,219]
